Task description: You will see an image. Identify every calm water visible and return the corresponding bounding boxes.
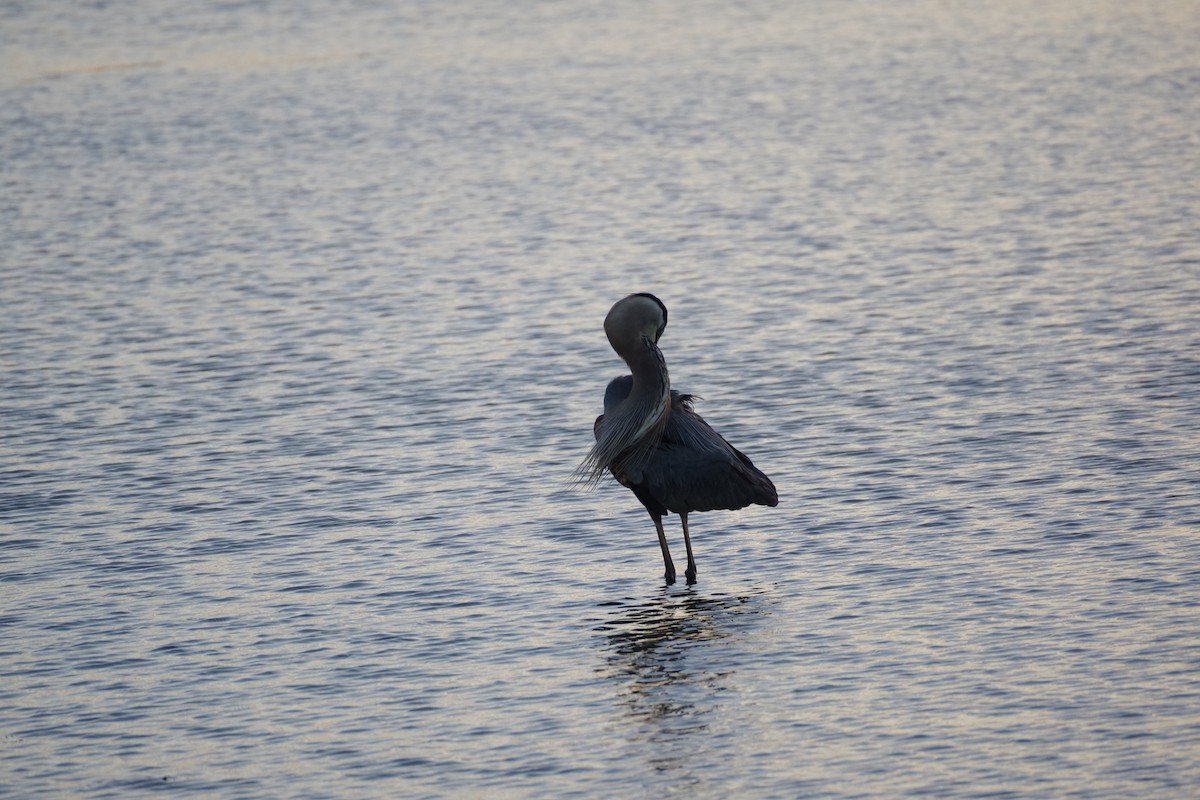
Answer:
[3,1,1199,797]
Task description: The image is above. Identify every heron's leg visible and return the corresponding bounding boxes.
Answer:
[681,512,697,584]
[650,512,676,584]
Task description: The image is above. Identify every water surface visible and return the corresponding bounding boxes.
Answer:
[3,1,1199,797]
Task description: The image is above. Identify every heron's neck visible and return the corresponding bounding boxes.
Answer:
[622,337,671,434]
[576,336,671,485]
[626,338,669,398]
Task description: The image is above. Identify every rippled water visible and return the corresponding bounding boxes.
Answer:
[3,1,1199,797]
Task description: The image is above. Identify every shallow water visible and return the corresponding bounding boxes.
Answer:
[3,0,1199,797]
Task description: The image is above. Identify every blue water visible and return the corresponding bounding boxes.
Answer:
[3,1,1199,797]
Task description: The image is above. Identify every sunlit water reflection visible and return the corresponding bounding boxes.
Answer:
[3,0,1199,797]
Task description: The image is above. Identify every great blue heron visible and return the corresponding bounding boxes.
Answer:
[578,293,778,584]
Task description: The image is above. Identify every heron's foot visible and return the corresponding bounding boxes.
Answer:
[685,564,697,585]
[664,567,676,585]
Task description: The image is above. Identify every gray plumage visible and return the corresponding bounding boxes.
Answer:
[580,293,778,584]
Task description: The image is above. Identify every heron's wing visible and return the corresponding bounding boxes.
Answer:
[640,394,778,513]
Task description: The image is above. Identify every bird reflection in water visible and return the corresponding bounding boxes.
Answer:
[594,588,771,779]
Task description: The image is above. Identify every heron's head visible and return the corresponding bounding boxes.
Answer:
[604,292,668,355]
[576,293,672,487]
